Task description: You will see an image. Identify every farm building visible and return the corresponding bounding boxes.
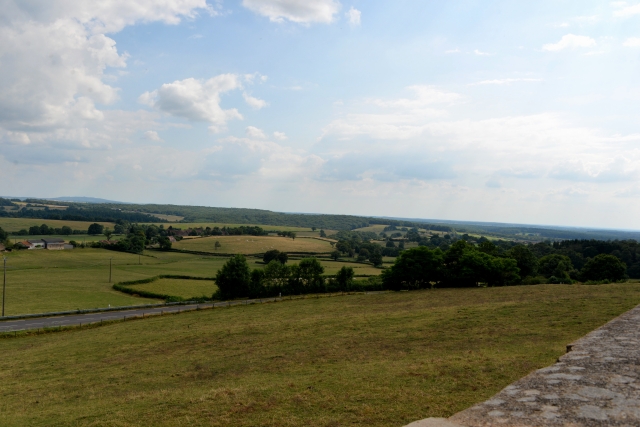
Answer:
[42,238,65,250]
[168,236,177,243]
[0,243,5,252]
[25,240,45,249]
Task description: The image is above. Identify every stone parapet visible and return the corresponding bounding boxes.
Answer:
[406,303,640,426]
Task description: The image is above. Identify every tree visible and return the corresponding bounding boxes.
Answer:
[88,223,104,235]
[319,229,326,238]
[215,241,221,251]
[538,254,574,281]
[0,227,7,242]
[158,236,172,250]
[60,226,73,236]
[289,258,325,294]
[386,240,396,248]
[478,241,499,256]
[312,227,317,231]
[330,250,340,261]
[369,251,383,267]
[335,266,355,291]
[508,245,538,278]
[216,255,252,299]
[103,228,113,242]
[382,247,444,291]
[580,254,627,282]
[264,249,288,264]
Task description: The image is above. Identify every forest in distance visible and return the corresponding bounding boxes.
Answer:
[2,197,640,242]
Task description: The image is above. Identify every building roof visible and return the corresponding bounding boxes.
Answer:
[27,240,44,244]
[42,238,65,243]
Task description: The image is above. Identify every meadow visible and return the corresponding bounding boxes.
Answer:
[146,222,314,232]
[0,284,639,426]
[173,235,335,254]
[0,218,114,232]
[128,278,218,300]
[0,249,380,315]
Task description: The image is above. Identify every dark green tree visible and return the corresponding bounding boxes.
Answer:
[88,223,104,235]
[330,250,340,261]
[215,255,252,299]
[335,266,355,291]
[158,236,172,250]
[508,245,538,278]
[538,254,574,281]
[369,251,383,267]
[580,254,627,282]
[60,226,73,236]
[382,247,444,290]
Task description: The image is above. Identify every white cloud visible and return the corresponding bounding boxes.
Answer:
[143,130,162,141]
[0,0,210,140]
[542,34,597,51]
[623,37,640,47]
[474,49,492,56]
[445,49,460,54]
[242,0,341,24]
[613,3,640,17]
[246,126,267,139]
[243,92,269,109]
[470,78,543,86]
[550,22,570,28]
[346,7,361,26]
[273,131,288,140]
[139,75,243,128]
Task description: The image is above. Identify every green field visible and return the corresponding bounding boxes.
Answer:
[0,249,380,315]
[146,222,314,232]
[0,218,114,232]
[174,235,335,254]
[1,284,639,426]
[129,278,218,300]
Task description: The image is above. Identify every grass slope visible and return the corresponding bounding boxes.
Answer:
[129,278,218,300]
[0,218,114,232]
[1,249,380,315]
[173,235,334,254]
[1,284,639,426]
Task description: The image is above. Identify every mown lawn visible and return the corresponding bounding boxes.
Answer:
[1,284,639,426]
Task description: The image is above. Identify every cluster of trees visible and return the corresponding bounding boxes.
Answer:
[0,201,163,223]
[215,255,361,300]
[381,240,628,288]
[0,227,8,246]
[277,231,297,239]
[94,223,175,253]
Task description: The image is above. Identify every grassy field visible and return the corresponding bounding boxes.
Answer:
[0,218,114,232]
[1,284,639,426]
[0,249,379,315]
[145,222,314,232]
[7,234,117,244]
[174,235,335,254]
[129,278,218,300]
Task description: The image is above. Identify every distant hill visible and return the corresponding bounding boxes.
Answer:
[48,197,130,204]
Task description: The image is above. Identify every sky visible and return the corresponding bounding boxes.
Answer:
[1,1,640,229]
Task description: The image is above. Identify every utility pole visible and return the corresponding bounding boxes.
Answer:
[3,256,6,317]
[109,258,112,283]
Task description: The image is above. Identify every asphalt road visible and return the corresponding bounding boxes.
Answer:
[0,298,282,333]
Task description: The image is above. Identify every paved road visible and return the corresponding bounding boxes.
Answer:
[0,298,282,333]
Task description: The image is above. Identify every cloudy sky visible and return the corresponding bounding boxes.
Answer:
[1,1,640,228]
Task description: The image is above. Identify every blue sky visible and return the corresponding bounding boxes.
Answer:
[1,1,640,228]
